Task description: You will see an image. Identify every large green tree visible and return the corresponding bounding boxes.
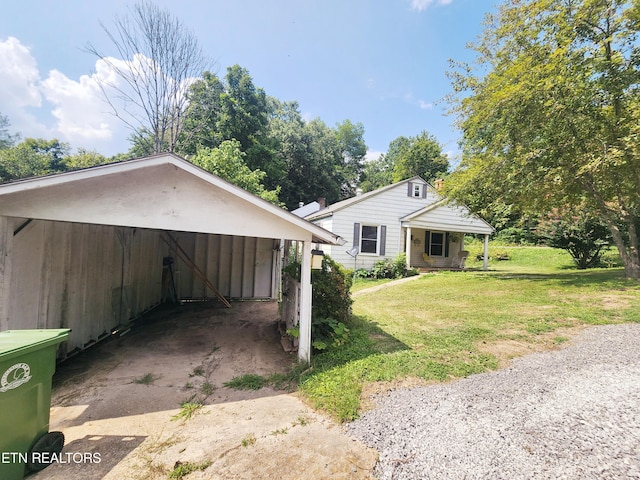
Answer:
[447,0,640,279]
[335,119,367,196]
[179,66,274,175]
[391,131,449,182]
[0,138,70,182]
[190,139,281,205]
[360,153,394,193]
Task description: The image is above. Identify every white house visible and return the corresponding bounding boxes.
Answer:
[0,154,342,363]
[304,177,494,271]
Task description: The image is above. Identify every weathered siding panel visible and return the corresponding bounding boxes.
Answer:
[6,220,165,355]
[170,232,275,300]
[3,219,277,356]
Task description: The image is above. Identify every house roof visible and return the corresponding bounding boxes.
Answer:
[0,153,343,245]
[305,176,428,221]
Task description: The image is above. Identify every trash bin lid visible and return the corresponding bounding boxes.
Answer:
[0,329,70,362]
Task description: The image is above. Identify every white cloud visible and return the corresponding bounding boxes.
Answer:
[0,37,50,138]
[0,36,126,150]
[0,37,185,155]
[418,100,433,110]
[365,150,384,162]
[41,69,114,140]
[411,0,453,12]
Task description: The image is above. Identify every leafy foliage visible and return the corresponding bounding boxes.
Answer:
[446,0,640,278]
[538,209,613,269]
[390,131,449,182]
[356,253,419,279]
[190,139,281,205]
[310,256,354,350]
[0,138,70,182]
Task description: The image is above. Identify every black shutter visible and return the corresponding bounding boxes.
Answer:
[445,232,450,257]
[380,225,387,256]
[425,231,431,254]
[353,223,361,249]
[407,181,413,197]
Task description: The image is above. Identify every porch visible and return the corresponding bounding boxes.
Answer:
[403,227,490,271]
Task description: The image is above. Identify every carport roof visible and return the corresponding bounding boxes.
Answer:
[0,153,343,245]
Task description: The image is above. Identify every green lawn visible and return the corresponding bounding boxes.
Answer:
[299,246,640,422]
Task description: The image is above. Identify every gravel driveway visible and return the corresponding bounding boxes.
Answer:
[346,323,640,480]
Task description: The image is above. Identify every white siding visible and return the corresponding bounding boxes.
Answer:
[316,182,436,270]
[407,203,493,235]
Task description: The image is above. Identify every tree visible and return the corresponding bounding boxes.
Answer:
[391,131,449,182]
[179,66,280,182]
[335,119,367,196]
[447,0,640,279]
[360,152,394,193]
[537,208,612,269]
[190,139,281,205]
[267,100,347,209]
[0,113,19,150]
[87,1,209,154]
[0,138,70,182]
[63,149,109,170]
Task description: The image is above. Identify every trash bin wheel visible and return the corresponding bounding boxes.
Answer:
[27,431,65,472]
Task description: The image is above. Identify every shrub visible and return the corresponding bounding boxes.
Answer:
[310,256,353,350]
[369,253,418,279]
[537,208,612,269]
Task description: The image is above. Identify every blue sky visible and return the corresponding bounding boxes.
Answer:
[0,0,496,162]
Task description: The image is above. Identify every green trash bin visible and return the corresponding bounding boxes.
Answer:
[0,329,70,480]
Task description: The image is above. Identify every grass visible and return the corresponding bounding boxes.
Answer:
[223,374,267,390]
[298,245,640,422]
[171,400,205,423]
[132,373,159,385]
[169,460,211,479]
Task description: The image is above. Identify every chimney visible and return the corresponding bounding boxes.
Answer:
[299,202,304,208]
[434,178,444,191]
[318,197,326,209]
[356,187,363,196]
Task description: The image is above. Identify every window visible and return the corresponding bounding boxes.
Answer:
[430,232,444,256]
[425,231,448,257]
[407,181,426,198]
[353,223,387,256]
[361,225,378,254]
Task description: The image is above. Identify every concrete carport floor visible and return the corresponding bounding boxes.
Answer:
[31,300,377,480]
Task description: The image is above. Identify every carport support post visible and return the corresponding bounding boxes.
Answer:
[298,240,313,364]
[0,216,12,331]
[483,234,489,270]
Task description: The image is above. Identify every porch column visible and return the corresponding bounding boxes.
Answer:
[483,234,489,270]
[0,216,13,331]
[405,226,412,267]
[298,240,313,363]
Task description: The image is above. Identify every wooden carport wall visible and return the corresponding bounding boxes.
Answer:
[0,154,342,363]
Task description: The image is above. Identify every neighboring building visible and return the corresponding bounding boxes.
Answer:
[303,176,494,271]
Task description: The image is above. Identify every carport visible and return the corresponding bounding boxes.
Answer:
[0,153,342,363]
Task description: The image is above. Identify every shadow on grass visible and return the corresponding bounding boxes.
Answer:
[308,315,410,372]
[487,267,635,288]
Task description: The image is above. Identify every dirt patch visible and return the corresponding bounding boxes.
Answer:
[476,325,590,368]
[31,301,377,480]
